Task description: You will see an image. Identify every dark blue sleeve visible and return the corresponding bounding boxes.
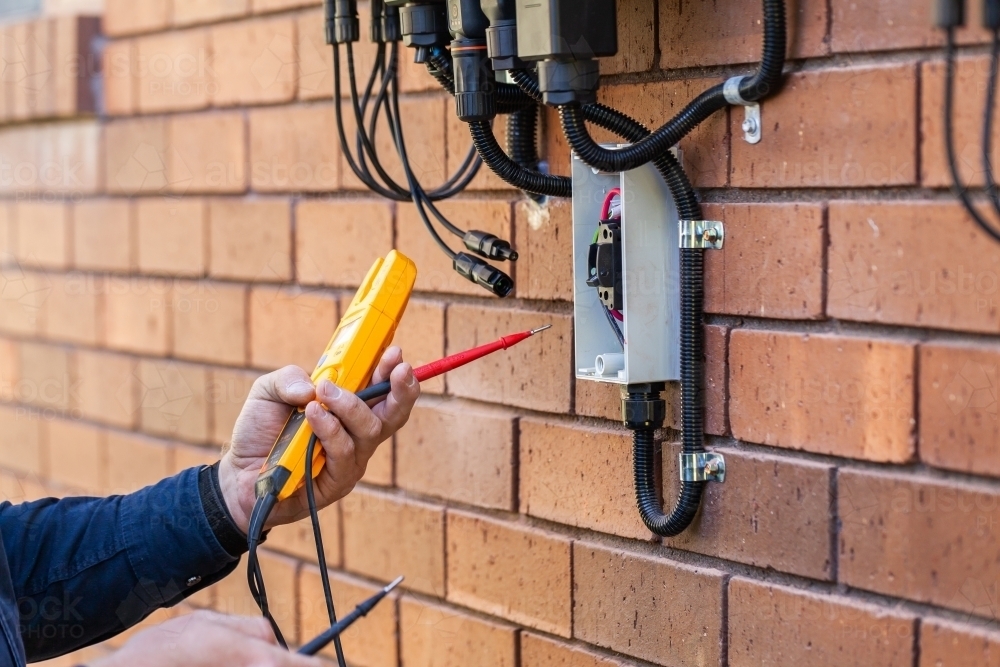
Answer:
[0,467,244,662]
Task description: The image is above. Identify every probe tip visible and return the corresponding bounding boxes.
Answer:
[385,576,405,593]
[530,324,553,335]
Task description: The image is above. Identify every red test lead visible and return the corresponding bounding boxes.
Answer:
[355,324,553,403]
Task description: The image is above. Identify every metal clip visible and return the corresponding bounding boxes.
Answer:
[724,76,762,145]
[679,452,726,483]
[679,220,725,249]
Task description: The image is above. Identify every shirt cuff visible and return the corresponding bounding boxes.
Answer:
[199,462,249,559]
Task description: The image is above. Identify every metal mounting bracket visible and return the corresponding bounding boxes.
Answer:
[724,76,762,145]
[679,452,726,483]
[679,220,725,250]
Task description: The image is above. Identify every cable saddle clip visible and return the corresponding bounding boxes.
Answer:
[724,76,762,145]
[679,220,725,250]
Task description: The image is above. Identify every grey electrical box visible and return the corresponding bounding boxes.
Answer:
[572,151,680,385]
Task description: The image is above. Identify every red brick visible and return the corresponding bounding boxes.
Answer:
[136,199,207,277]
[0,338,18,402]
[519,418,648,540]
[0,267,47,338]
[829,201,1000,334]
[514,199,573,302]
[35,121,102,194]
[15,202,69,269]
[249,105,340,192]
[599,0,656,75]
[18,342,72,411]
[46,419,104,494]
[73,200,133,273]
[295,199,393,287]
[730,330,916,462]
[521,634,627,667]
[573,542,725,665]
[74,350,138,429]
[104,0,170,36]
[665,325,729,437]
[105,430,172,494]
[210,17,297,106]
[104,276,172,356]
[0,404,44,477]
[660,0,827,69]
[703,203,826,319]
[341,487,444,596]
[730,66,917,188]
[52,16,99,118]
[371,96,447,188]
[172,281,247,366]
[168,112,248,195]
[920,618,1000,667]
[447,511,572,636]
[208,367,259,448]
[920,57,999,188]
[252,0,314,12]
[172,443,218,473]
[103,39,135,116]
[840,469,1000,616]
[40,272,101,346]
[920,342,1000,476]
[209,199,292,281]
[729,578,916,667]
[173,0,248,27]
[399,597,517,667]
[212,549,297,640]
[104,117,170,196]
[395,397,515,510]
[830,0,989,53]
[388,299,445,395]
[361,437,393,487]
[137,360,210,444]
[135,29,211,113]
[664,447,833,580]
[299,567,397,666]
[396,199,512,297]
[267,506,340,566]
[446,305,572,413]
[574,380,623,422]
[597,79,729,188]
[248,285,338,370]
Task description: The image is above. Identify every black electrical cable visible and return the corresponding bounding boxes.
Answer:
[305,433,348,667]
[469,120,572,197]
[246,494,285,647]
[555,0,785,174]
[946,27,1000,243]
[506,106,546,203]
[603,305,624,347]
[983,27,1000,217]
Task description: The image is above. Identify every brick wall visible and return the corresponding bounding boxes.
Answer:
[3,1,1000,665]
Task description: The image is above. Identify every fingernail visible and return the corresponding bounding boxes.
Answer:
[321,379,342,399]
[289,381,313,396]
[405,369,417,387]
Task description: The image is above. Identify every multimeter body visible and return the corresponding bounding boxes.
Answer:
[256,250,418,500]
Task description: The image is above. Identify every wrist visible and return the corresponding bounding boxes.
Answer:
[217,456,252,535]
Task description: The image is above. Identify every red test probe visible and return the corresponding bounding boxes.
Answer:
[355,324,553,402]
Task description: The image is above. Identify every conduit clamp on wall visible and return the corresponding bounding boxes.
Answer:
[679,220,725,250]
[679,452,727,483]
[724,76,762,145]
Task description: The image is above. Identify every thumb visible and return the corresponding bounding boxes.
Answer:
[202,613,277,644]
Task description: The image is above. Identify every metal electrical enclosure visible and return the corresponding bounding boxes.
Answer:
[572,152,680,385]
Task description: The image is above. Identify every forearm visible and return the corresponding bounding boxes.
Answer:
[4,466,247,662]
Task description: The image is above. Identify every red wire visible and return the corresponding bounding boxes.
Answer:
[601,188,621,220]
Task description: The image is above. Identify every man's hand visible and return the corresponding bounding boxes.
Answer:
[218,347,420,533]
[88,611,323,667]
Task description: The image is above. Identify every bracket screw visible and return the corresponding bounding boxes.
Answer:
[702,228,720,245]
[742,117,758,135]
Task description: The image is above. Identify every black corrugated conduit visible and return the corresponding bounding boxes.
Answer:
[556,0,786,174]
[506,106,546,203]
[469,120,573,197]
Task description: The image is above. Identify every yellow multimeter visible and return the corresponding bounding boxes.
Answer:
[255,250,418,501]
